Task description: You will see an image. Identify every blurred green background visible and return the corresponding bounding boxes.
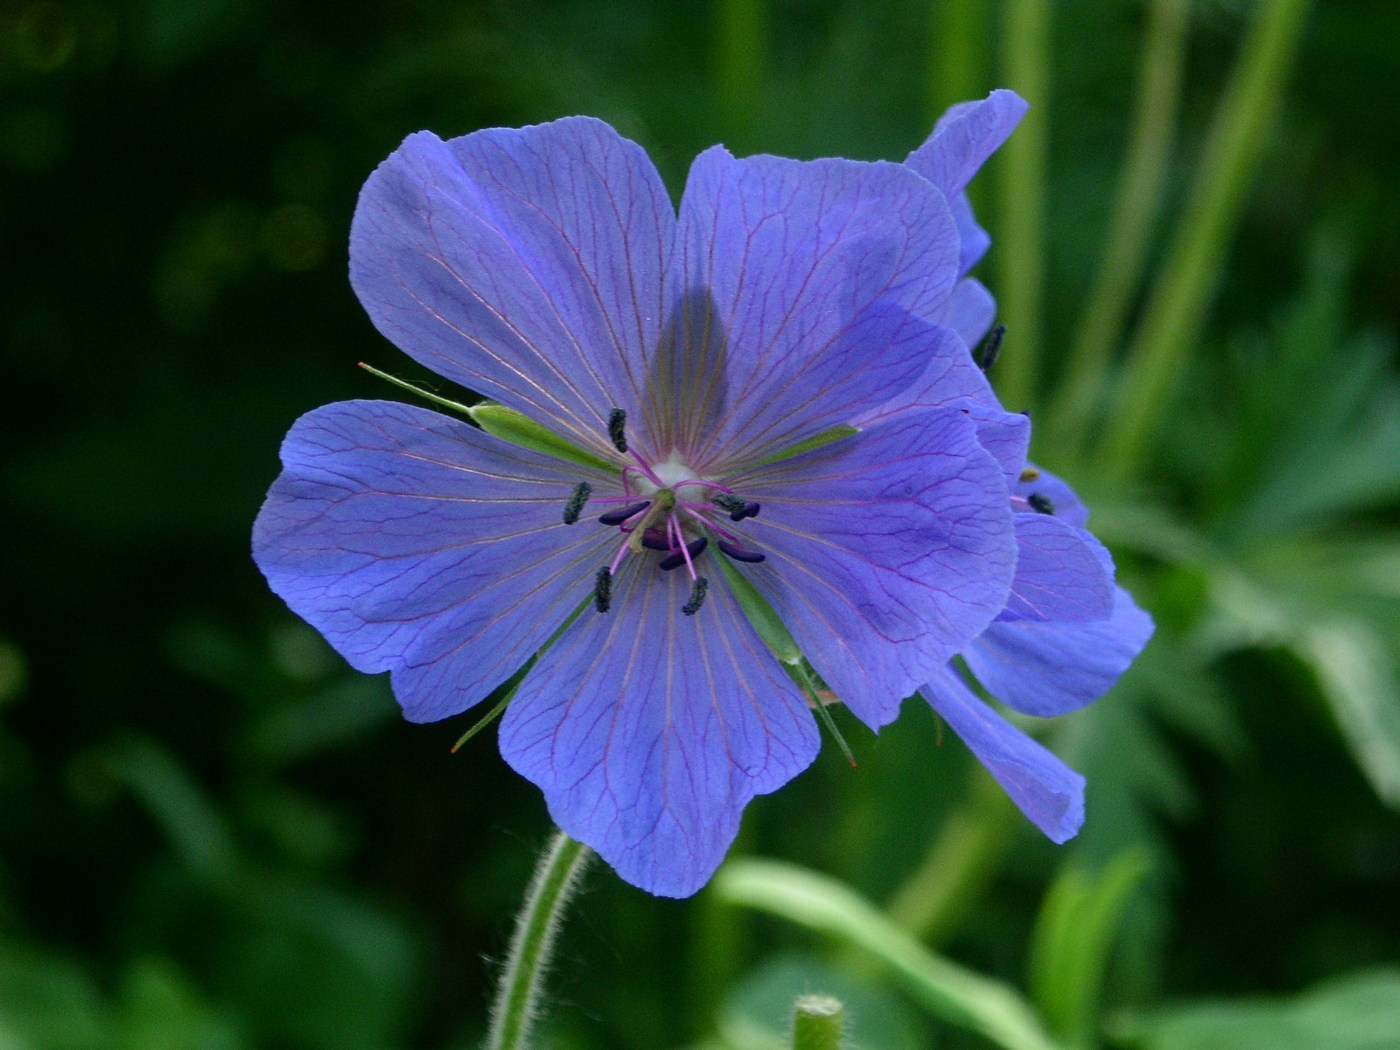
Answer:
[2,0,1398,1047]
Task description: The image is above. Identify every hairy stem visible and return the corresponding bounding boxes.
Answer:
[486,829,592,1050]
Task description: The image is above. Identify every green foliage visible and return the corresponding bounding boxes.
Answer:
[1112,969,1400,1050]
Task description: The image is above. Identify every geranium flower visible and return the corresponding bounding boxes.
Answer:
[253,116,1027,896]
[922,466,1154,842]
[868,90,1154,842]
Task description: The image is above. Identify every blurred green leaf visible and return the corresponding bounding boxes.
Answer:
[1027,852,1152,1049]
[0,939,106,1050]
[114,957,246,1050]
[1295,621,1400,809]
[104,737,238,883]
[1112,968,1400,1050]
[714,860,1063,1050]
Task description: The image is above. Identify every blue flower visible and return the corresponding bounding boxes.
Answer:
[253,116,1027,896]
[882,90,1154,843]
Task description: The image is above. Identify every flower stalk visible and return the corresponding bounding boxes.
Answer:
[486,830,592,1050]
[1097,0,1312,479]
[792,995,845,1050]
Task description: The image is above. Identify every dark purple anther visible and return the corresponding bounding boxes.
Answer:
[640,531,671,551]
[717,539,765,563]
[658,536,708,571]
[598,501,650,526]
[729,501,761,521]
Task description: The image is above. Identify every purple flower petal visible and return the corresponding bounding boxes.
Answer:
[733,409,1016,730]
[670,147,961,465]
[850,317,1030,487]
[921,665,1084,842]
[906,90,1029,198]
[350,117,673,455]
[949,192,992,277]
[252,399,615,723]
[964,584,1155,717]
[499,566,819,898]
[1000,515,1114,623]
[906,91,1027,278]
[1015,465,1090,528]
[948,277,997,348]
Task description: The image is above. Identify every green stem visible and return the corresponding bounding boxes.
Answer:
[793,995,845,1050]
[928,0,987,124]
[715,0,766,149]
[994,0,1052,413]
[1050,0,1189,455]
[486,829,592,1050]
[1097,0,1312,479]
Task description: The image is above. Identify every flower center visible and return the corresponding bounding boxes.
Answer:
[559,409,766,616]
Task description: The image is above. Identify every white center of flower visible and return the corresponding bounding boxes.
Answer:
[636,455,703,495]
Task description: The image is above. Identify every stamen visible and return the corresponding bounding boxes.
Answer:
[711,493,748,515]
[593,566,612,613]
[717,539,766,563]
[607,408,628,453]
[598,500,650,526]
[974,324,1005,371]
[628,489,677,553]
[1028,492,1055,515]
[640,531,670,551]
[658,536,707,572]
[682,576,709,616]
[730,501,761,521]
[562,482,592,524]
[609,537,631,575]
[1019,466,1041,482]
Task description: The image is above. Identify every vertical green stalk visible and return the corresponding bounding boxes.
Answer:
[486,829,592,1050]
[1050,0,1190,456]
[994,0,1052,412]
[793,995,845,1050]
[715,0,766,149]
[1097,0,1312,479]
[928,0,987,124]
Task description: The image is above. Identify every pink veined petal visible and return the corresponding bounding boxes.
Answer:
[667,147,962,467]
[252,399,616,723]
[499,563,820,898]
[850,317,1030,488]
[1000,514,1115,623]
[350,117,673,460]
[906,89,1029,198]
[731,408,1017,730]
[966,584,1155,718]
[922,665,1085,843]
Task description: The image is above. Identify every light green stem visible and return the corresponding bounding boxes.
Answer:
[486,830,592,1050]
[1050,0,1189,455]
[928,0,987,124]
[994,0,1052,413]
[793,995,845,1050]
[716,0,766,148]
[1097,0,1312,478]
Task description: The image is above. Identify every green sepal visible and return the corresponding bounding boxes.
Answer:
[468,403,616,473]
[714,557,802,664]
[750,424,859,467]
[359,363,615,472]
[715,559,857,763]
